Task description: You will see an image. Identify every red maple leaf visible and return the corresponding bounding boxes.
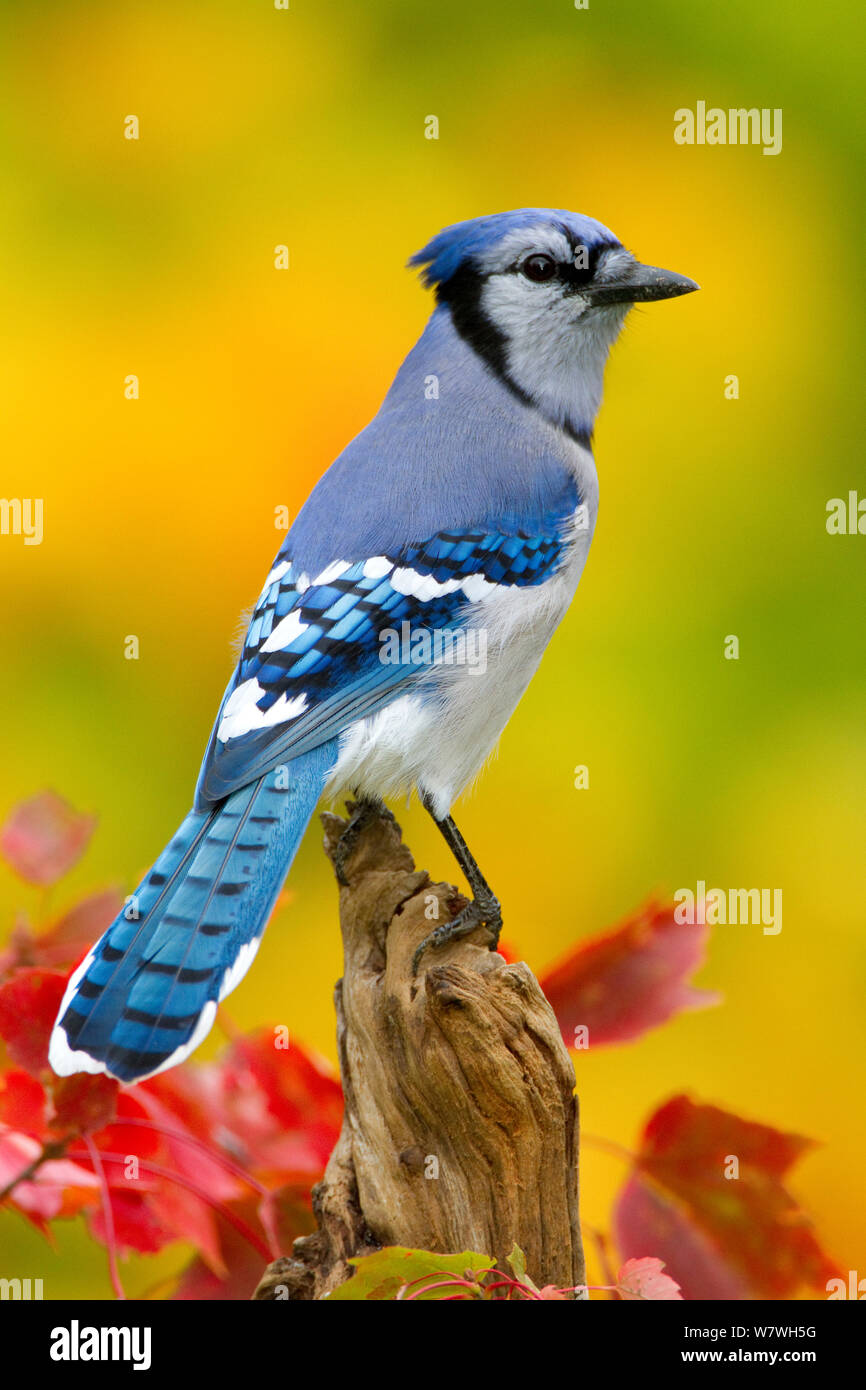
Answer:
[0,792,96,887]
[0,1125,100,1231]
[539,901,719,1047]
[0,969,67,1074]
[616,1256,683,1300]
[171,1187,315,1301]
[0,891,123,978]
[207,1029,343,1183]
[0,1068,48,1135]
[51,1074,119,1137]
[613,1094,839,1299]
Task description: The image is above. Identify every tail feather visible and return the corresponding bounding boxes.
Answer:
[49,742,337,1084]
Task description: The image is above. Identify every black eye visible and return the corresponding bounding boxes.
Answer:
[521,254,557,283]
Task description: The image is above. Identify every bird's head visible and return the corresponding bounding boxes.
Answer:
[410,208,698,443]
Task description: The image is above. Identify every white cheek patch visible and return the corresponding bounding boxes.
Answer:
[217,679,308,742]
[480,272,627,435]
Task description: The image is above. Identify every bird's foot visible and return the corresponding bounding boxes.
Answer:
[334,797,395,887]
[411,890,503,975]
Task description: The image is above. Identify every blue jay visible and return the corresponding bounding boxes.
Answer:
[50,208,697,1084]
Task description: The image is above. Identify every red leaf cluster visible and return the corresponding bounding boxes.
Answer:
[0,970,67,1072]
[616,1256,683,1301]
[539,900,720,1048]
[613,1095,839,1299]
[0,956,341,1294]
[1,791,95,886]
[0,789,841,1301]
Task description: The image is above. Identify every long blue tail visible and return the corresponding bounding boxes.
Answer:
[49,742,337,1084]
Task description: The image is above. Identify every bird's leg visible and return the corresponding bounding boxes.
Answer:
[412,799,503,974]
[334,795,394,887]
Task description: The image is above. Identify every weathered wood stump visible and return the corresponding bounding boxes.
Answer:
[253,804,584,1299]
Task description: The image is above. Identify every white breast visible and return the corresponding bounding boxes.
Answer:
[327,455,598,819]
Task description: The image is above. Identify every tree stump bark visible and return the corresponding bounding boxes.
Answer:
[253,804,585,1300]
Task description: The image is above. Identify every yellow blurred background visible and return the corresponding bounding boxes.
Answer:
[1,0,863,1296]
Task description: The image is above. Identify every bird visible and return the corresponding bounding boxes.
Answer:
[49,208,697,1085]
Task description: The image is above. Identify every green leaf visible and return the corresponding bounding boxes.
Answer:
[327,1245,493,1301]
[505,1242,541,1294]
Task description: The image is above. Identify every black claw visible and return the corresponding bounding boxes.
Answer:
[485,890,504,942]
[412,894,503,975]
[334,798,393,886]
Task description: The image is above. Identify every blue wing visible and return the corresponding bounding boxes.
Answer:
[194,527,568,807]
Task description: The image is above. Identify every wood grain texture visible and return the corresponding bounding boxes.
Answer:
[253,804,584,1300]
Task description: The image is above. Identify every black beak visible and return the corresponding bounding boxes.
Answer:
[586,262,700,306]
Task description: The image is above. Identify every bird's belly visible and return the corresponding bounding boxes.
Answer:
[326,529,590,818]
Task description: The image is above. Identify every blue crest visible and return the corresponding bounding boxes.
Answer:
[409,207,621,288]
